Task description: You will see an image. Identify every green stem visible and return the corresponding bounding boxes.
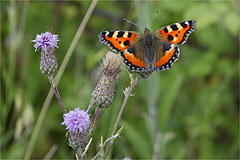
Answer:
[48,75,67,113]
[103,75,141,159]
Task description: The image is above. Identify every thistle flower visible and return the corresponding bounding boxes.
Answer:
[32,31,59,75]
[32,31,59,52]
[62,108,90,134]
[91,51,123,108]
[62,108,91,150]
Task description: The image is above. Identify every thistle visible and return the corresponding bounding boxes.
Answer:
[91,51,123,108]
[62,108,91,150]
[32,31,59,75]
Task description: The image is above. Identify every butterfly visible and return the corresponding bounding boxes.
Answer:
[98,20,196,77]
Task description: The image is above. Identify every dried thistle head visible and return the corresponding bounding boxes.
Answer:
[91,51,123,108]
[32,31,59,75]
[102,51,123,74]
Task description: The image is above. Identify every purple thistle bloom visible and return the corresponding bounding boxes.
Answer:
[32,31,59,52]
[32,31,59,75]
[62,108,91,134]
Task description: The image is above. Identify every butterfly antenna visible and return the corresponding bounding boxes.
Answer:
[123,17,145,30]
[148,10,159,29]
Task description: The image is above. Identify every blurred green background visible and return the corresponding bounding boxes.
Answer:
[1,0,239,159]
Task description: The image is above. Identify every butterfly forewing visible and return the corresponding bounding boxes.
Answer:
[155,20,196,45]
[98,31,139,52]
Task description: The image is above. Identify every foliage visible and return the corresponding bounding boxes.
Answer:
[1,0,239,159]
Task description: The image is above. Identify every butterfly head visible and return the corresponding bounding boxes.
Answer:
[143,28,154,47]
[144,28,151,34]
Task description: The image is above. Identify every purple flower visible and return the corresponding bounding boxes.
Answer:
[32,31,59,52]
[62,108,91,134]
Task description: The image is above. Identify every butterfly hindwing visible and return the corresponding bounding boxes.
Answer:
[120,37,180,73]
[155,20,196,45]
[155,42,180,71]
[98,31,138,52]
[121,45,148,72]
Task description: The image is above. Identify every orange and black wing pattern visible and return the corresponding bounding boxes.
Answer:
[155,20,196,45]
[120,44,148,72]
[154,42,180,71]
[98,31,139,52]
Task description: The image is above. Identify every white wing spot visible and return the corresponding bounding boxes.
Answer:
[123,32,128,38]
[120,43,125,48]
[167,26,173,32]
[176,23,183,30]
[113,31,119,38]
[173,37,177,42]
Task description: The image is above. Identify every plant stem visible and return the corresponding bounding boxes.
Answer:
[87,99,94,114]
[43,144,58,160]
[103,75,141,159]
[48,75,67,113]
[92,134,120,160]
[88,107,102,137]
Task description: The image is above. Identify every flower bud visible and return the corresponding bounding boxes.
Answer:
[91,51,123,108]
[67,131,88,150]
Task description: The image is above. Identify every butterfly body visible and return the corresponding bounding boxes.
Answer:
[136,28,157,71]
[98,20,196,76]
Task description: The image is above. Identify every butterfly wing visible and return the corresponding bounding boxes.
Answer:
[98,31,141,52]
[155,20,196,45]
[121,40,180,73]
[120,44,148,72]
[154,41,180,71]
